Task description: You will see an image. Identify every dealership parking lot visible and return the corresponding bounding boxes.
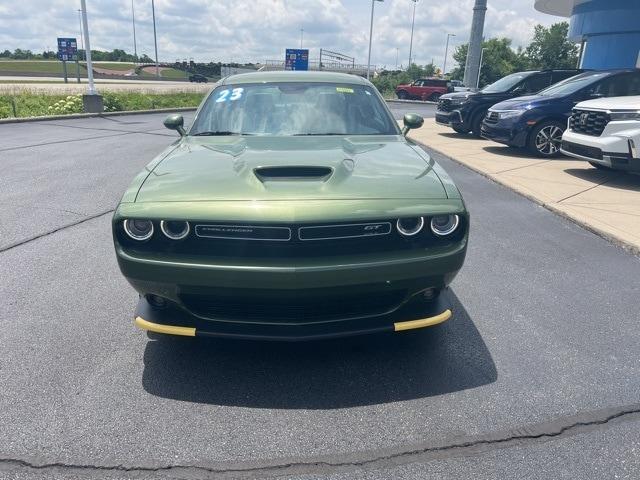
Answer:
[1,110,640,479]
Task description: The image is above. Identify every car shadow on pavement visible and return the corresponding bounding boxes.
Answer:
[481,145,539,158]
[141,290,497,409]
[564,168,640,191]
[437,132,478,140]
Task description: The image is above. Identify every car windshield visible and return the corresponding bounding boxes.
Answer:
[538,72,610,96]
[190,82,400,136]
[481,72,534,93]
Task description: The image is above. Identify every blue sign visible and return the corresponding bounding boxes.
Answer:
[285,49,309,71]
[57,37,78,62]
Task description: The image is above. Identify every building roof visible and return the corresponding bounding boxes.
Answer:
[534,0,588,17]
[221,71,368,85]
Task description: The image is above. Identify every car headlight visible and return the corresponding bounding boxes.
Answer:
[160,220,190,240]
[397,217,425,236]
[430,215,460,237]
[609,111,640,121]
[123,219,154,241]
[497,110,525,120]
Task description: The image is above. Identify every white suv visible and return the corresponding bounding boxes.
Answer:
[561,96,640,173]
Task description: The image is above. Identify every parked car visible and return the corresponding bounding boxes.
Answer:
[561,96,640,172]
[449,80,470,92]
[396,78,451,102]
[113,71,469,341]
[481,70,640,157]
[189,73,208,83]
[436,69,582,137]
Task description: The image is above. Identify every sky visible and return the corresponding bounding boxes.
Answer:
[0,1,565,71]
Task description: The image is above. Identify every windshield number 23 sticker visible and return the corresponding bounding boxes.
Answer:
[216,88,244,103]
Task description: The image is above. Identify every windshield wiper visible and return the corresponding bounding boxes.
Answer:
[192,131,243,136]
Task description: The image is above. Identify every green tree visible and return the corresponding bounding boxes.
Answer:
[450,38,526,87]
[524,22,578,70]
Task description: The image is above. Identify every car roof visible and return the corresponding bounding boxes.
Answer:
[220,71,369,85]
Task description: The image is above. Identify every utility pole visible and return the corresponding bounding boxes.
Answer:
[443,33,455,77]
[79,0,102,111]
[463,0,487,89]
[77,9,84,61]
[408,0,419,68]
[152,0,159,78]
[367,0,383,80]
[131,0,138,63]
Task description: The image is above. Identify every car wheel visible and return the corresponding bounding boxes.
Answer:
[452,126,469,134]
[528,121,565,158]
[588,161,611,170]
[470,111,486,138]
[428,93,441,102]
[397,91,408,100]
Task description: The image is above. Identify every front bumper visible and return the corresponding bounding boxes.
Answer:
[480,120,528,148]
[435,110,464,128]
[134,290,454,341]
[561,130,640,172]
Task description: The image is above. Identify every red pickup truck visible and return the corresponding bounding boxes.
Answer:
[396,78,452,102]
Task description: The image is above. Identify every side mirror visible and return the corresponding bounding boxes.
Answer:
[164,114,186,136]
[402,113,424,136]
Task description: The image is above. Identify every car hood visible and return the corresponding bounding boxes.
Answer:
[135,136,448,202]
[576,95,640,110]
[490,94,567,110]
[440,91,475,101]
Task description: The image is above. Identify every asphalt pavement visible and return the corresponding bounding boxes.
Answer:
[1,110,639,479]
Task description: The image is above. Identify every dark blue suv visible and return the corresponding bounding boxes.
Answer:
[481,70,640,157]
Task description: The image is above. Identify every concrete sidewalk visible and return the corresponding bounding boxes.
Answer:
[411,120,640,254]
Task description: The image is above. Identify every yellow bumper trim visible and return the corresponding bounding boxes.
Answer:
[135,317,196,337]
[393,309,452,332]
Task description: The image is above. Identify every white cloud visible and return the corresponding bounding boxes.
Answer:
[0,0,564,69]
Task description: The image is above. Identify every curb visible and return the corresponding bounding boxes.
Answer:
[386,99,437,106]
[412,138,640,257]
[0,106,198,125]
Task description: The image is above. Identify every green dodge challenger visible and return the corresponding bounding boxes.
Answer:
[112,71,469,341]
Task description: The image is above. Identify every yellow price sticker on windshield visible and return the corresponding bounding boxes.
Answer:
[336,87,354,93]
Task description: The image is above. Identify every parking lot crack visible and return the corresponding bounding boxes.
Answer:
[0,209,114,254]
[1,404,639,478]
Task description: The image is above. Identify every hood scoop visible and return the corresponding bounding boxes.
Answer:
[254,166,333,182]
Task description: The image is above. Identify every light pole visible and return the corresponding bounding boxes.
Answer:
[131,0,138,63]
[396,47,399,70]
[408,0,419,68]
[443,33,455,78]
[77,9,84,61]
[367,0,383,80]
[79,0,102,112]
[477,47,487,89]
[151,0,159,78]
[300,28,304,49]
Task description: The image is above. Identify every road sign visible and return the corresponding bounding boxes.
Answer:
[57,37,78,62]
[285,49,309,71]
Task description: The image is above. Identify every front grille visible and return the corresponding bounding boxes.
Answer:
[118,218,466,259]
[561,141,603,160]
[484,111,499,124]
[179,287,407,323]
[570,109,610,137]
[438,99,453,112]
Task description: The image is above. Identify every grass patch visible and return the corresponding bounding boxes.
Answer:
[92,62,136,71]
[0,91,205,119]
[139,67,188,80]
[0,60,87,76]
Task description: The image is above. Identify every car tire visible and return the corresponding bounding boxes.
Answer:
[470,111,486,138]
[428,93,441,102]
[397,91,408,100]
[528,120,565,158]
[588,161,612,170]
[452,126,469,134]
